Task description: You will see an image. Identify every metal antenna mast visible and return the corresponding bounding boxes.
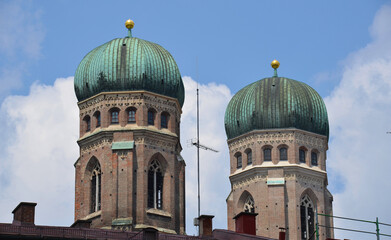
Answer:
[191,59,218,235]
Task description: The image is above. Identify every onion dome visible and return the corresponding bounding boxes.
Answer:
[224,60,329,140]
[74,19,185,106]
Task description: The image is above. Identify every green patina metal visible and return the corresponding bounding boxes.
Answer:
[111,141,134,150]
[74,36,184,106]
[224,77,329,140]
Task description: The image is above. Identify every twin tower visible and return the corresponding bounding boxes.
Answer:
[73,20,334,239]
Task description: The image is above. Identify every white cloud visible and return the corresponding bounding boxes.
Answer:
[0,77,78,226]
[0,75,233,234]
[180,76,232,235]
[325,4,391,239]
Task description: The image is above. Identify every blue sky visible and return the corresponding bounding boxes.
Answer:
[1,0,391,239]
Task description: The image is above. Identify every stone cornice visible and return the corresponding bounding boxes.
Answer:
[228,128,328,152]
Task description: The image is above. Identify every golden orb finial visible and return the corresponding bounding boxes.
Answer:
[125,19,135,29]
[271,59,280,69]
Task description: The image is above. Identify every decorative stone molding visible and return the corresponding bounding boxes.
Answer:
[232,174,267,190]
[81,138,113,154]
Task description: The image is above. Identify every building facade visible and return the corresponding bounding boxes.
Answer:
[73,20,186,234]
[225,62,334,240]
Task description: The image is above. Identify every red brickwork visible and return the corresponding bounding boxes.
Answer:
[74,91,185,234]
[227,129,334,240]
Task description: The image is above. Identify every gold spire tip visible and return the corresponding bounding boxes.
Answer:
[125,19,135,29]
[271,59,280,69]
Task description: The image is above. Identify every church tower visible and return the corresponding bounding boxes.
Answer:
[73,20,186,234]
[225,61,334,239]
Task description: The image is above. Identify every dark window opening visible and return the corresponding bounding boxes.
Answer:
[300,195,315,240]
[86,117,91,132]
[90,162,101,213]
[247,150,252,165]
[128,109,136,123]
[236,154,242,169]
[148,110,155,125]
[280,147,287,161]
[161,113,168,128]
[148,160,163,209]
[264,148,271,161]
[311,152,318,166]
[299,149,306,163]
[111,110,119,124]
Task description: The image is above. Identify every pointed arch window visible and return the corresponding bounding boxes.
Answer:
[94,111,101,127]
[84,116,91,132]
[300,195,315,240]
[243,195,255,213]
[90,161,102,213]
[148,159,163,209]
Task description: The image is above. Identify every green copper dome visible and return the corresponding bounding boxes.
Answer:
[224,77,329,140]
[74,37,184,106]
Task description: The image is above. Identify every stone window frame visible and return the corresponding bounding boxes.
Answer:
[109,107,120,125]
[160,111,170,129]
[311,150,319,166]
[244,148,252,166]
[148,108,156,126]
[299,146,307,164]
[278,144,288,161]
[93,111,101,128]
[300,195,315,240]
[126,107,137,124]
[148,159,164,210]
[83,115,91,132]
[234,152,242,169]
[262,145,273,162]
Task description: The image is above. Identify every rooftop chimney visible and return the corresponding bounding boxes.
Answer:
[198,215,214,236]
[12,202,37,226]
[233,212,258,235]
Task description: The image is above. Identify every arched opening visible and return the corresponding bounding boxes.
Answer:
[300,195,315,240]
[238,191,255,214]
[278,145,288,161]
[245,148,252,166]
[127,107,136,124]
[263,146,272,161]
[311,150,318,166]
[161,112,169,129]
[83,115,91,132]
[148,159,163,209]
[93,111,101,127]
[235,152,242,169]
[299,147,307,163]
[110,108,120,124]
[148,108,156,126]
[85,158,102,213]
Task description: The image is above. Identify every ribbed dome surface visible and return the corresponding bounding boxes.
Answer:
[74,37,184,106]
[224,77,329,140]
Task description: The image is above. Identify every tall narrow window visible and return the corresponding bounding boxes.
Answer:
[95,112,101,127]
[264,148,271,161]
[236,153,242,169]
[247,150,252,165]
[90,162,102,213]
[311,152,318,166]
[111,110,119,124]
[300,195,315,240]
[280,147,288,161]
[148,160,163,209]
[128,108,136,123]
[148,110,155,125]
[161,112,169,128]
[85,116,91,132]
[244,195,255,213]
[299,149,306,163]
